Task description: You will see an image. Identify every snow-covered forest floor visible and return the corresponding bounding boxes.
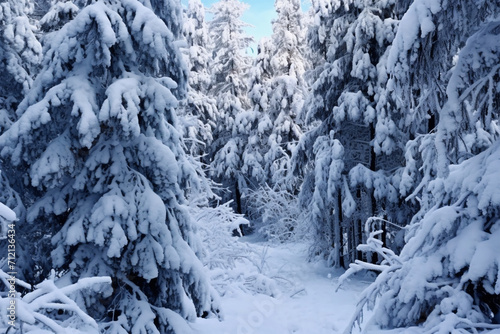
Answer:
[192,233,500,334]
[193,236,370,334]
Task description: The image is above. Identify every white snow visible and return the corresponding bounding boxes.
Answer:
[190,238,371,334]
[387,0,442,72]
[0,201,16,222]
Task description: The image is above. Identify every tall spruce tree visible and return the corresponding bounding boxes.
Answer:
[0,0,41,132]
[208,0,253,213]
[240,0,308,232]
[0,0,218,332]
[239,0,308,209]
[341,1,500,332]
[293,0,411,267]
[264,0,307,188]
[344,20,500,331]
[241,37,274,188]
[387,0,500,203]
[0,0,42,280]
[181,0,217,158]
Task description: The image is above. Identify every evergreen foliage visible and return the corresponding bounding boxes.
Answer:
[0,0,41,131]
[181,0,217,158]
[339,1,500,332]
[293,0,412,267]
[208,0,253,213]
[0,0,218,332]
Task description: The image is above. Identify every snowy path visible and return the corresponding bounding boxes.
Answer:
[191,237,372,334]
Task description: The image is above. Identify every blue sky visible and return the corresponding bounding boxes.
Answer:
[181,0,311,55]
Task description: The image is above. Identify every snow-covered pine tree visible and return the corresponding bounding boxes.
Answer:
[208,0,253,214]
[382,0,500,202]
[382,7,500,332]
[304,0,334,72]
[241,37,274,188]
[263,0,307,188]
[344,129,500,332]
[0,0,42,281]
[180,0,217,158]
[271,0,307,80]
[0,0,41,132]
[435,20,500,174]
[293,0,411,267]
[342,2,500,332]
[238,38,277,230]
[241,0,308,240]
[0,0,218,332]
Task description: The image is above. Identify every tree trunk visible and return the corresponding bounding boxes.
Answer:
[235,180,242,215]
[333,189,342,268]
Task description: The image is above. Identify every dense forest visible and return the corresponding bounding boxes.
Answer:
[0,0,500,333]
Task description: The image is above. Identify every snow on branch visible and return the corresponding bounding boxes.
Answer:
[336,217,404,334]
[0,269,111,333]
